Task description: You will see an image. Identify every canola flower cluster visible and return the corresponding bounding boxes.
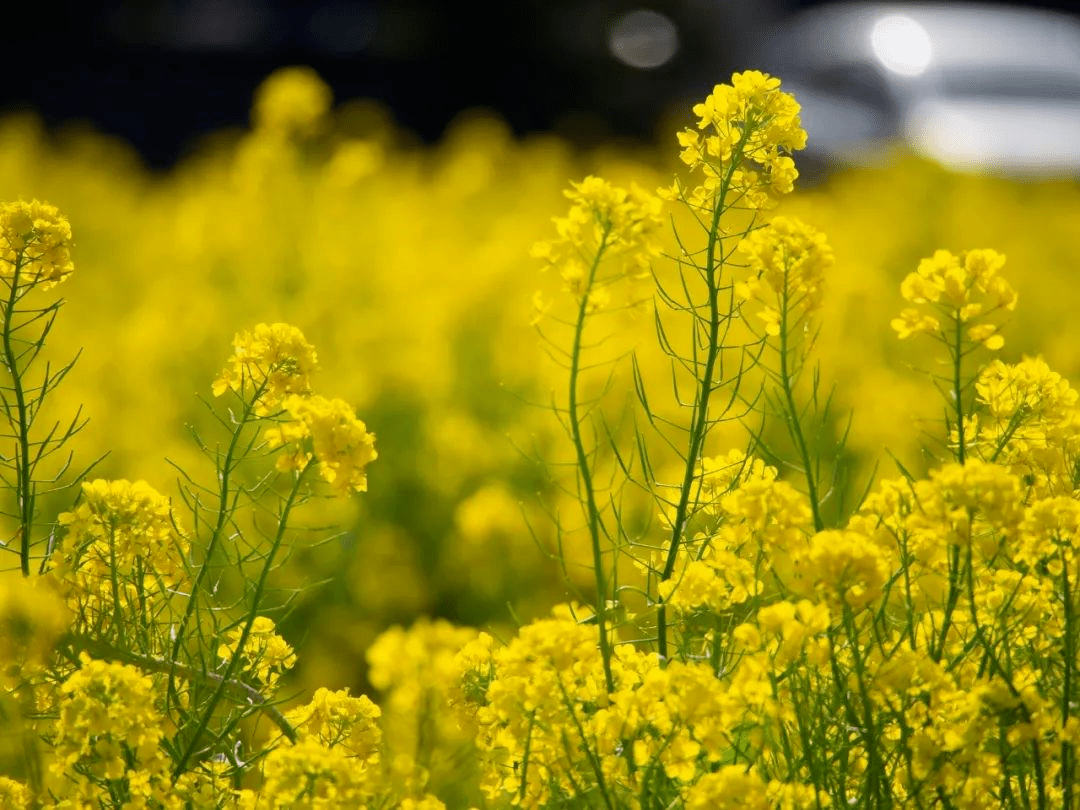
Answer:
[664,70,806,210]
[0,197,394,806]
[214,321,377,494]
[737,215,834,339]
[892,247,1017,350]
[2,64,1080,809]
[531,175,664,315]
[0,199,74,290]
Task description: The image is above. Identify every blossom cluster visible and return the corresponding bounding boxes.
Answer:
[531,175,664,313]
[214,323,377,495]
[892,247,1017,349]
[0,199,74,289]
[51,478,189,634]
[665,70,807,211]
[213,322,320,414]
[736,215,834,337]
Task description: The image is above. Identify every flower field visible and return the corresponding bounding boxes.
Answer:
[2,66,1080,807]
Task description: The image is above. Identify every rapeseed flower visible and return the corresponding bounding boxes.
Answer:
[737,215,833,337]
[52,656,171,800]
[0,777,29,809]
[264,393,377,494]
[892,248,1016,349]
[0,199,74,289]
[213,322,319,414]
[218,615,297,690]
[970,357,1080,494]
[531,175,663,309]
[285,687,383,760]
[805,529,892,612]
[657,553,760,613]
[244,736,383,808]
[52,479,188,622]
[754,599,831,667]
[665,70,806,210]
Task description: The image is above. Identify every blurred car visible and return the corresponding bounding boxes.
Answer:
[753,2,1080,177]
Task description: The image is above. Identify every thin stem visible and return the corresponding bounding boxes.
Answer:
[842,604,889,807]
[168,387,264,688]
[778,254,824,532]
[172,461,310,780]
[567,223,615,693]
[1,255,36,576]
[656,132,748,661]
[953,312,966,465]
[62,633,297,743]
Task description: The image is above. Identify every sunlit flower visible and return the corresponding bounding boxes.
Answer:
[664,70,806,210]
[218,615,297,690]
[737,216,833,337]
[892,248,1015,350]
[0,199,74,289]
[264,393,377,494]
[213,322,319,414]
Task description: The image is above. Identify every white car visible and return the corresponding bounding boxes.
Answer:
[754,2,1080,176]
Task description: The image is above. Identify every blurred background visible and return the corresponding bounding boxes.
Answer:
[9,0,1080,173]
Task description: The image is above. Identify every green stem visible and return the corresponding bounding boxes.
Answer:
[930,313,969,663]
[953,312,966,465]
[168,389,263,685]
[172,461,310,780]
[962,541,1047,810]
[842,604,889,807]
[1,253,36,576]
[567,223,615,692]
[1061,549,1075,805]
[656,134,749,662]
[778,255,824,532]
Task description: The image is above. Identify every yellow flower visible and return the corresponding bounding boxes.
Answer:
[0,199,74,289]
[804,529,892,611]
[218,616,297,690]
[684,765,771,809]
[285,687,382,760]
[534,175,664,303]
[658,553,760,613]
[891,307,941,339]
[977,356,1078,423]
[256,736,382,807]
[53,656,170,795]
[972,357,1080,494]
[264,393,378,494]
[52,479,189,624]
[213,322,319,414]
[893,248,1015,350]
[0,776,30,809]
[737,216,833,337]
[756,599,831,667]
[666,70,806,210]
[251,66,333,138]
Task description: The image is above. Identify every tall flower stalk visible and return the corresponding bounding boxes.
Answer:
[0,201,95,576]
